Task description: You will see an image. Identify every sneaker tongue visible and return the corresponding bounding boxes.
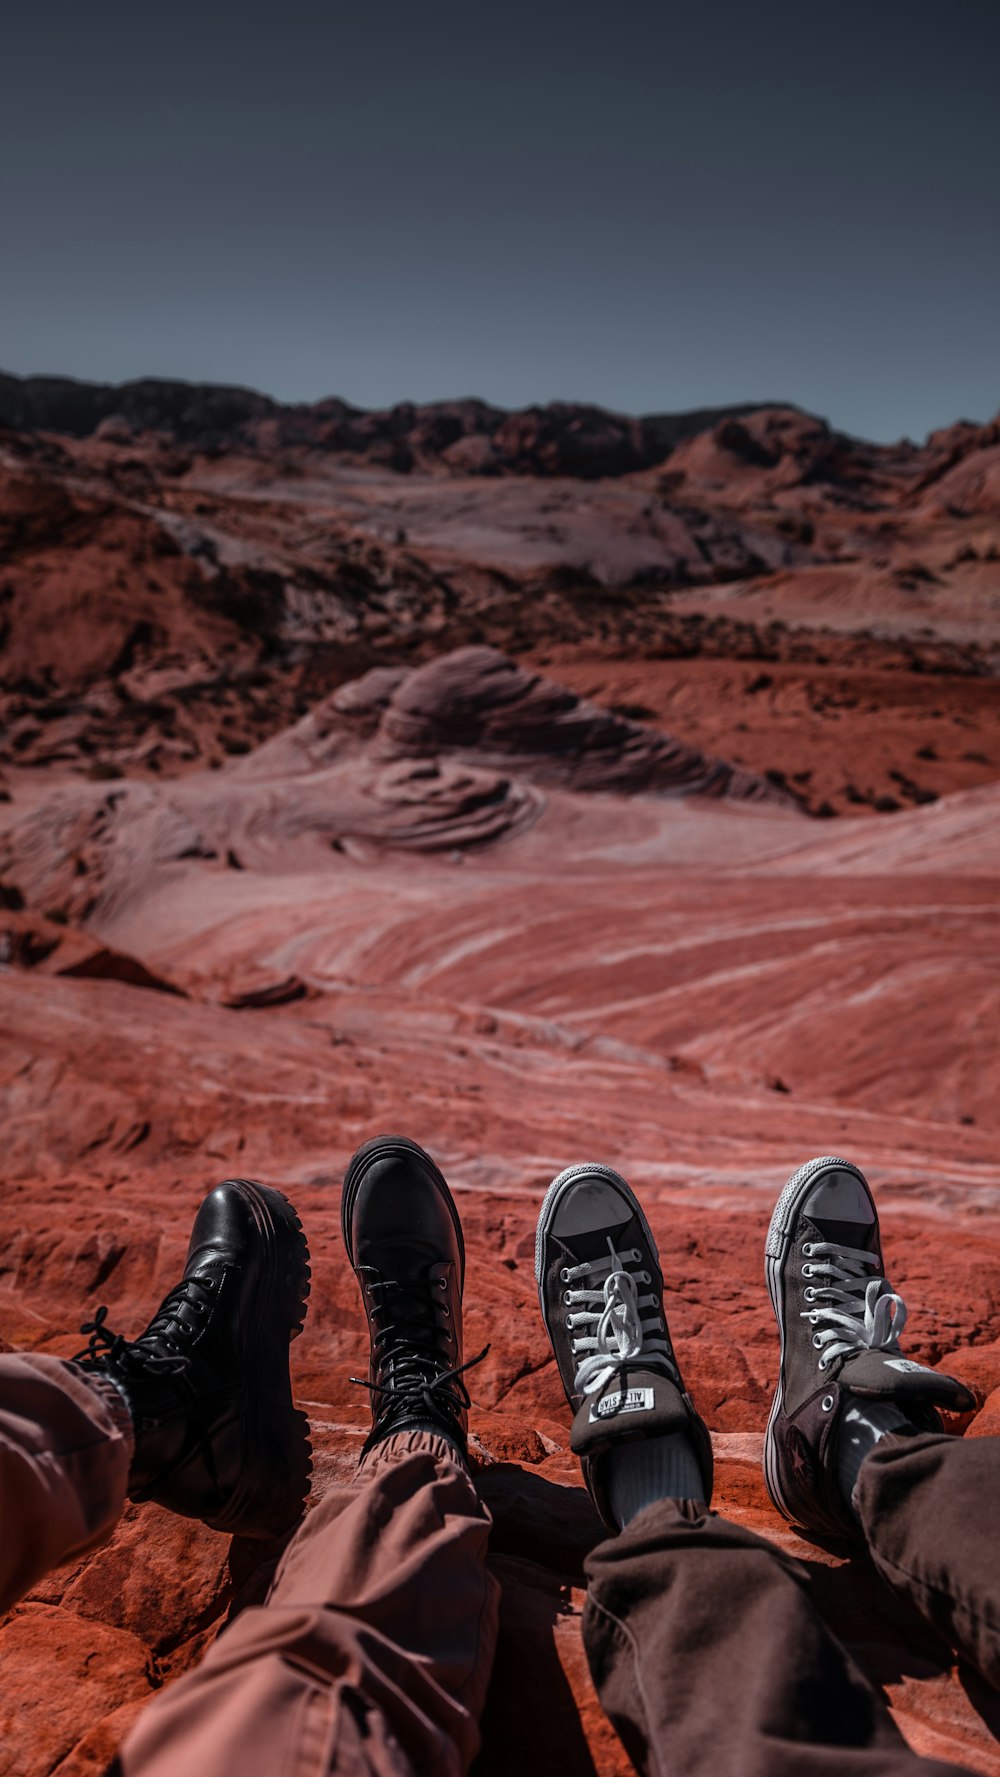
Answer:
[570,1365,689,1457]
[841,1348,975,1412]
[556,1215,634,1269]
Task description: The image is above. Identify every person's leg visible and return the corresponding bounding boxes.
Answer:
[120,1135,499,1777]
[0,1351,132,1614]
[118,1429,498,1777]
[856,1431,1000,1692]
[583,1497,969,1777]
[1,1174,310,1611]
[535,1160,972,1777]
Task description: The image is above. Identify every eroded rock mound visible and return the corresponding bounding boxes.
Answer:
[330,648,790,804]
[390,647,794,800]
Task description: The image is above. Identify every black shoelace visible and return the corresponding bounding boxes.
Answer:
[350,1274,489,1432]
[73,1274,220,1378]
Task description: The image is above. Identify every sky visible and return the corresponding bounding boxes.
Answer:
[2,0,998,442]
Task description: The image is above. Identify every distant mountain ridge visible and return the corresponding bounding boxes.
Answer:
[0,370,806,478]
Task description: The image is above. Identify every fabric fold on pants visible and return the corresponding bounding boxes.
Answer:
[0,1351,133,1616]
[119,1430,500,1777]
[583,1482,980,1777]
[856,1430,1000,1693]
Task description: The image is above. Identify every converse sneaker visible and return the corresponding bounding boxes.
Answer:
[75,1179,312,1539]
[764,1154,974,1537]
[342,1134,487,1461]
[536,1162,712,1528]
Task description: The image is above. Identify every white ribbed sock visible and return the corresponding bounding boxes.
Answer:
[836,1401,913,1517]
[604,1433,708,1528]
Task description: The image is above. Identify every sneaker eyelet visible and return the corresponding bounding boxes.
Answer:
[631,1249,642,1263]
[563,1290,573,1305]
[804,1287,816,1302]
[821,1394,834,1411]
[801,1265,813,1278]
[812,1334,823,1349]
[802,1243,814,1257]
[560,1267,571,1283]
[639,1270,651,1284]
[809,1311,819,1323]
[565,1317,573,1330]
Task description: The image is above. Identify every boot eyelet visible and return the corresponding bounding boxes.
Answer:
[441,1305,451,1317]
[821,1394,834,1411]
[631,1249,642,1263]
[638,1270,651,1284]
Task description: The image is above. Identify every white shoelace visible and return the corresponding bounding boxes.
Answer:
[800,1240,908,1370]
[562,1237,675,1396]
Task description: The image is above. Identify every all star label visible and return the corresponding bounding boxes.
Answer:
[885,1358,932,1375]
[590,1387,654,1422]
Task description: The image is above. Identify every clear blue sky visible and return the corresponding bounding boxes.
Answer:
[2,0,997,441]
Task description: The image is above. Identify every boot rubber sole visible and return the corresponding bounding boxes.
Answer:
[206,1179,312,1540]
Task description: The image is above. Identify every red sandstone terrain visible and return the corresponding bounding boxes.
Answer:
[1,376,999,1776]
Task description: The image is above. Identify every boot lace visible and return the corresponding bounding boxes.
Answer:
[350,1273,488,1433]
[800,1241,907,1371]
[73,1275,221,1378]
[562,1238,676,1396]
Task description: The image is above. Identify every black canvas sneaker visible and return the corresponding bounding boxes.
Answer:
[75,1180,312,1539]
[342,1134,486,1461]
[764,1154,975,1537]
[536,1162,713,1529]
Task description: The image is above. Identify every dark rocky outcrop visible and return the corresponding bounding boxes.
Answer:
[0,370,796,477]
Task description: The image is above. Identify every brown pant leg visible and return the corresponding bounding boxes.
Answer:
[583,1498,973,1777]
[0,1352,133,1614]
[856,1431,1000,1692]
[119,1430,500,1777]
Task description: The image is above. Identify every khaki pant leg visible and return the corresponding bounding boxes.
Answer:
[0,1352,132,1614]
[119,1432,499,1777]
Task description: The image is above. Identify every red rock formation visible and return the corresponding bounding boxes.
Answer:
[0,390,998,1775]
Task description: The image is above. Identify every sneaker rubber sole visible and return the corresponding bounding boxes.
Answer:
[762,1153,869,1522]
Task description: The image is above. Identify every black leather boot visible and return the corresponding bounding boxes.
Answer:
[341,1134,487,1460]
[75,1179,312,1539]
